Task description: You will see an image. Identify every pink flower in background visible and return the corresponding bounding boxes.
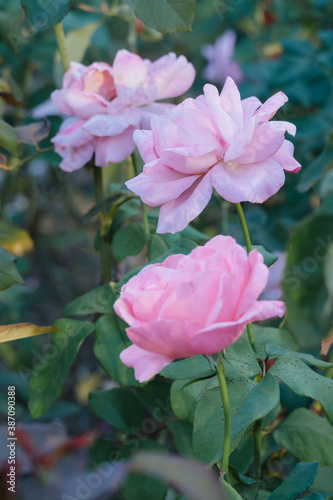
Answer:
[51,50,195,172]
[115,235,285,382]
[202,30,243,85]
[261,252,286,300]
[127,77,301,233]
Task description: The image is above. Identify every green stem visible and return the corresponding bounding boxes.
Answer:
[217,353,231,481]
[93,166,111,285]
[131,154,150,238]
[235,202,257,353]
[253,420,262,482]
[235,201,263,482]
[54,23,70,72]
[235,202,252,253]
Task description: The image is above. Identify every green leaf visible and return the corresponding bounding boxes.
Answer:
[94,315,139,386]
[0,247,24,291]
[120,471,168,500]
[124,0,195,34]
[265,344,332,369]
[0,118,19,156]
[63,22,100,64]
[312,466,333,494]
[28,319,94,418]
[268,462,320,500]
[273,408,333,465]
[147,234,168,261]
[298,143,333,193]
[130,452,227,500]
[89,388,144,432]
[83,192,132,222]
[251,245,278,267]
[167,420,193,457]
[229,374,280,451]
[64,285,116,317]
[269,353,333,423]
[224,334,261,380]
[252,325,298,360]
[282,213,333,349]
[161,355,215,381]
[170,376,218,423]
[21,0,70,31]
[193,377,256,464]
[112,223,146,262]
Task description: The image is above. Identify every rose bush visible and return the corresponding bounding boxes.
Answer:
[51,50,195,171]
[127,77,301,233]
[114,235,285,382]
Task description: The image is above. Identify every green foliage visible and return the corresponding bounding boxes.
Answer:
[0,247,24,291]
[269,353,333,423]
[251,245,278,267]
[20,0,70,31]
[124,0,195,33]
[89,387,144,432]
[112,222,146,261]
[268,462,320,500]
[273,408,333,465]
[252,326,298,360]
[28,319,94,418]
[94,314,139,386]
[64,285,116,316]
[283,213,333,349]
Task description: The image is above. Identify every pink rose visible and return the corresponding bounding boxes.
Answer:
[202,30,243,85]
[115,235,285,382]
[51,51,195,171]
[127,77,301,233]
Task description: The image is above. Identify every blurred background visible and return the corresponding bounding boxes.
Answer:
[0,0,333,498]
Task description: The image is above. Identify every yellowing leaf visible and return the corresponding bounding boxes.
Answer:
[0,221,34,256]
[0,323,57,343]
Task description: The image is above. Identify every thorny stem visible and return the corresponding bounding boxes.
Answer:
[131,154,150,239]
[93,166,111,285]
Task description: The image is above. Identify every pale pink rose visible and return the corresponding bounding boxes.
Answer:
[51,51,195,169]
[202,30,243,85]
[127,77,301,233]
[115,235,285,382]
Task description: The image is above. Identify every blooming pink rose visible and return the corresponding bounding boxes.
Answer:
[202,30,243,85]
[127,77,301,233]
[114,235,285,382]
[51,51,195,171]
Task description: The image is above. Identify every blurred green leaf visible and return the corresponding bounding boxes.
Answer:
[283,214,333,349]
[147,234,168,261]
[265,344,332,368]
[0,246,24,290]
[28,319,94,418]
[298,144,333,193]
[268,462,319,500]
[124,0,195,33]
[64,285,116,316]
[273,408,333,465]
[21,0,70,31]
[269,353,333,423]
[94,314,139,386]
[89,387,144,432]
[112,222,146,261]
[0,118,19,156]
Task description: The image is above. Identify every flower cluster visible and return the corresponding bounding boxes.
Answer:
[127,77,301,233]
[115,235,285,382]
[51,50,195,171]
